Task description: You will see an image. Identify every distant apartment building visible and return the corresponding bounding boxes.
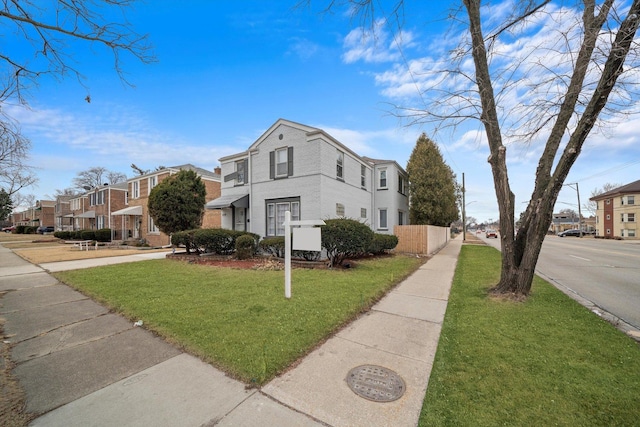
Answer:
[590,179,639,239]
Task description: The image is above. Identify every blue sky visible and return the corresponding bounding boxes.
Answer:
[7,1,640,223]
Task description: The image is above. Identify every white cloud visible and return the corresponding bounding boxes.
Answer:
[342,19,415,64]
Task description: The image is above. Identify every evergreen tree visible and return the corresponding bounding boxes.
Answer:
[0,189,13,221]
[406,133,459,227]
[148,170,206,234]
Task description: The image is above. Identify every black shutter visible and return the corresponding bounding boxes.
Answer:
[287,146,294,176]
[269,151,275,179]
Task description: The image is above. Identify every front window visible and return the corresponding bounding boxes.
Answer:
[132,181,140,199]
[266,198,300,236]
[336,203,345,216]
[276,148,288,177]
[628,195,635,205]
[379,170,387,189]
[361,165,366,188]
[336,150,344,180]
[148,215,159,233]
[361,208,367,218]
[97,215,105,229]
[379,209,388,230]
[398,211,404,225]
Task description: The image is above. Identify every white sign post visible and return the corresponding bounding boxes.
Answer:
[283,211,325,299]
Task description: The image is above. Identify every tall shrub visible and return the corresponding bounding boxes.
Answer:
[321,218,374,267]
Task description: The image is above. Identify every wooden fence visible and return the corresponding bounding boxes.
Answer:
[393,225,450,255]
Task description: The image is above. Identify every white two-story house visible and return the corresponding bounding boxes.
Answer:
[206,119,409,237]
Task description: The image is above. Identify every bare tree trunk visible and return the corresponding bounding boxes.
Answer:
[464,0,640,296]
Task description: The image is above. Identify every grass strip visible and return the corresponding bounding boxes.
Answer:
[54,255,422,385]
[420,245,640,426]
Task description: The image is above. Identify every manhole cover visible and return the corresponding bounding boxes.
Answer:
[345,365,405,402]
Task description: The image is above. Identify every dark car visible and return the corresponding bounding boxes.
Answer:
[36,226,55,234]
[558,229,582,237]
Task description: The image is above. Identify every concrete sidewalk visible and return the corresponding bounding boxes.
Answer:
[0,236,462,426]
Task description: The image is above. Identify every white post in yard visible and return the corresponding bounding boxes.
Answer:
[283,211,325,300]
[284,211,292,299]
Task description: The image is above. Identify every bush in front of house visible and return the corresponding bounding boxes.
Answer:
[95,228,112,242]
[259,236,285,258]
[321,218,374,267]
[368,233,399,255]
[172,228,261,255]
[235,234,256,260]
[171,230,196,254]
[293,250,321,261]
[54,231,72,240]
[80,230,96,241]
[16,225,26,234]
[193,228,237,255]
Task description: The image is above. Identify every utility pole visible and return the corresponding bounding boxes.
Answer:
[565,182,583,237]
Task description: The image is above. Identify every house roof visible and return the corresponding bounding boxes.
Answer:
[362,156,408,175]
[220,119,406,173]
[128,164,221,181]
[168,164,221,180]
[589,179,640,201]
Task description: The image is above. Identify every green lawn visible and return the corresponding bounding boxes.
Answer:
[420,245,640,426]
[54,255,422,384]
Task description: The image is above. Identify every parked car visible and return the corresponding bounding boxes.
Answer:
[36,226,55,234]
[2,225,16,233]
[557,229,582,237]
[485,229,498,238]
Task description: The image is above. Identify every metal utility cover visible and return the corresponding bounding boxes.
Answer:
[345,365,405,402]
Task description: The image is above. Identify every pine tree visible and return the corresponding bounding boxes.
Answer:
[406,133,459,227]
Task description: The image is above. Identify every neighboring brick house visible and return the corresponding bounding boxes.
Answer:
[590,179,639,239]
[78,182,129,237]
[12,200,56,229]
[115,164,221,247]
[68,194,90,231]
[54,195,73,231]
[206,119,409,237]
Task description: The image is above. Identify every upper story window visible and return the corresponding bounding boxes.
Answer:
[361,165,366,188]
[627,195,635,205]
[132,181,140,199]
[379,170,387,189]
[148,176,157,195]
[270,147,293,179]
[276,148,288,177]
[336,150,344,180]
[622,213,636,222]
[398,174,406,195]
[236,160,246,184]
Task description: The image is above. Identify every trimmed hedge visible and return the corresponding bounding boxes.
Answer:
[95,228,112,242]
[368,233,399,255]
[172,228,260,255]
[235,234,256,259]
[259,236,285,257]
[321,218,374,267]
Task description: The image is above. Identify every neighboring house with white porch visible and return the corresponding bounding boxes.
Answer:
[114,164,222,246]
[206,119,409,237]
